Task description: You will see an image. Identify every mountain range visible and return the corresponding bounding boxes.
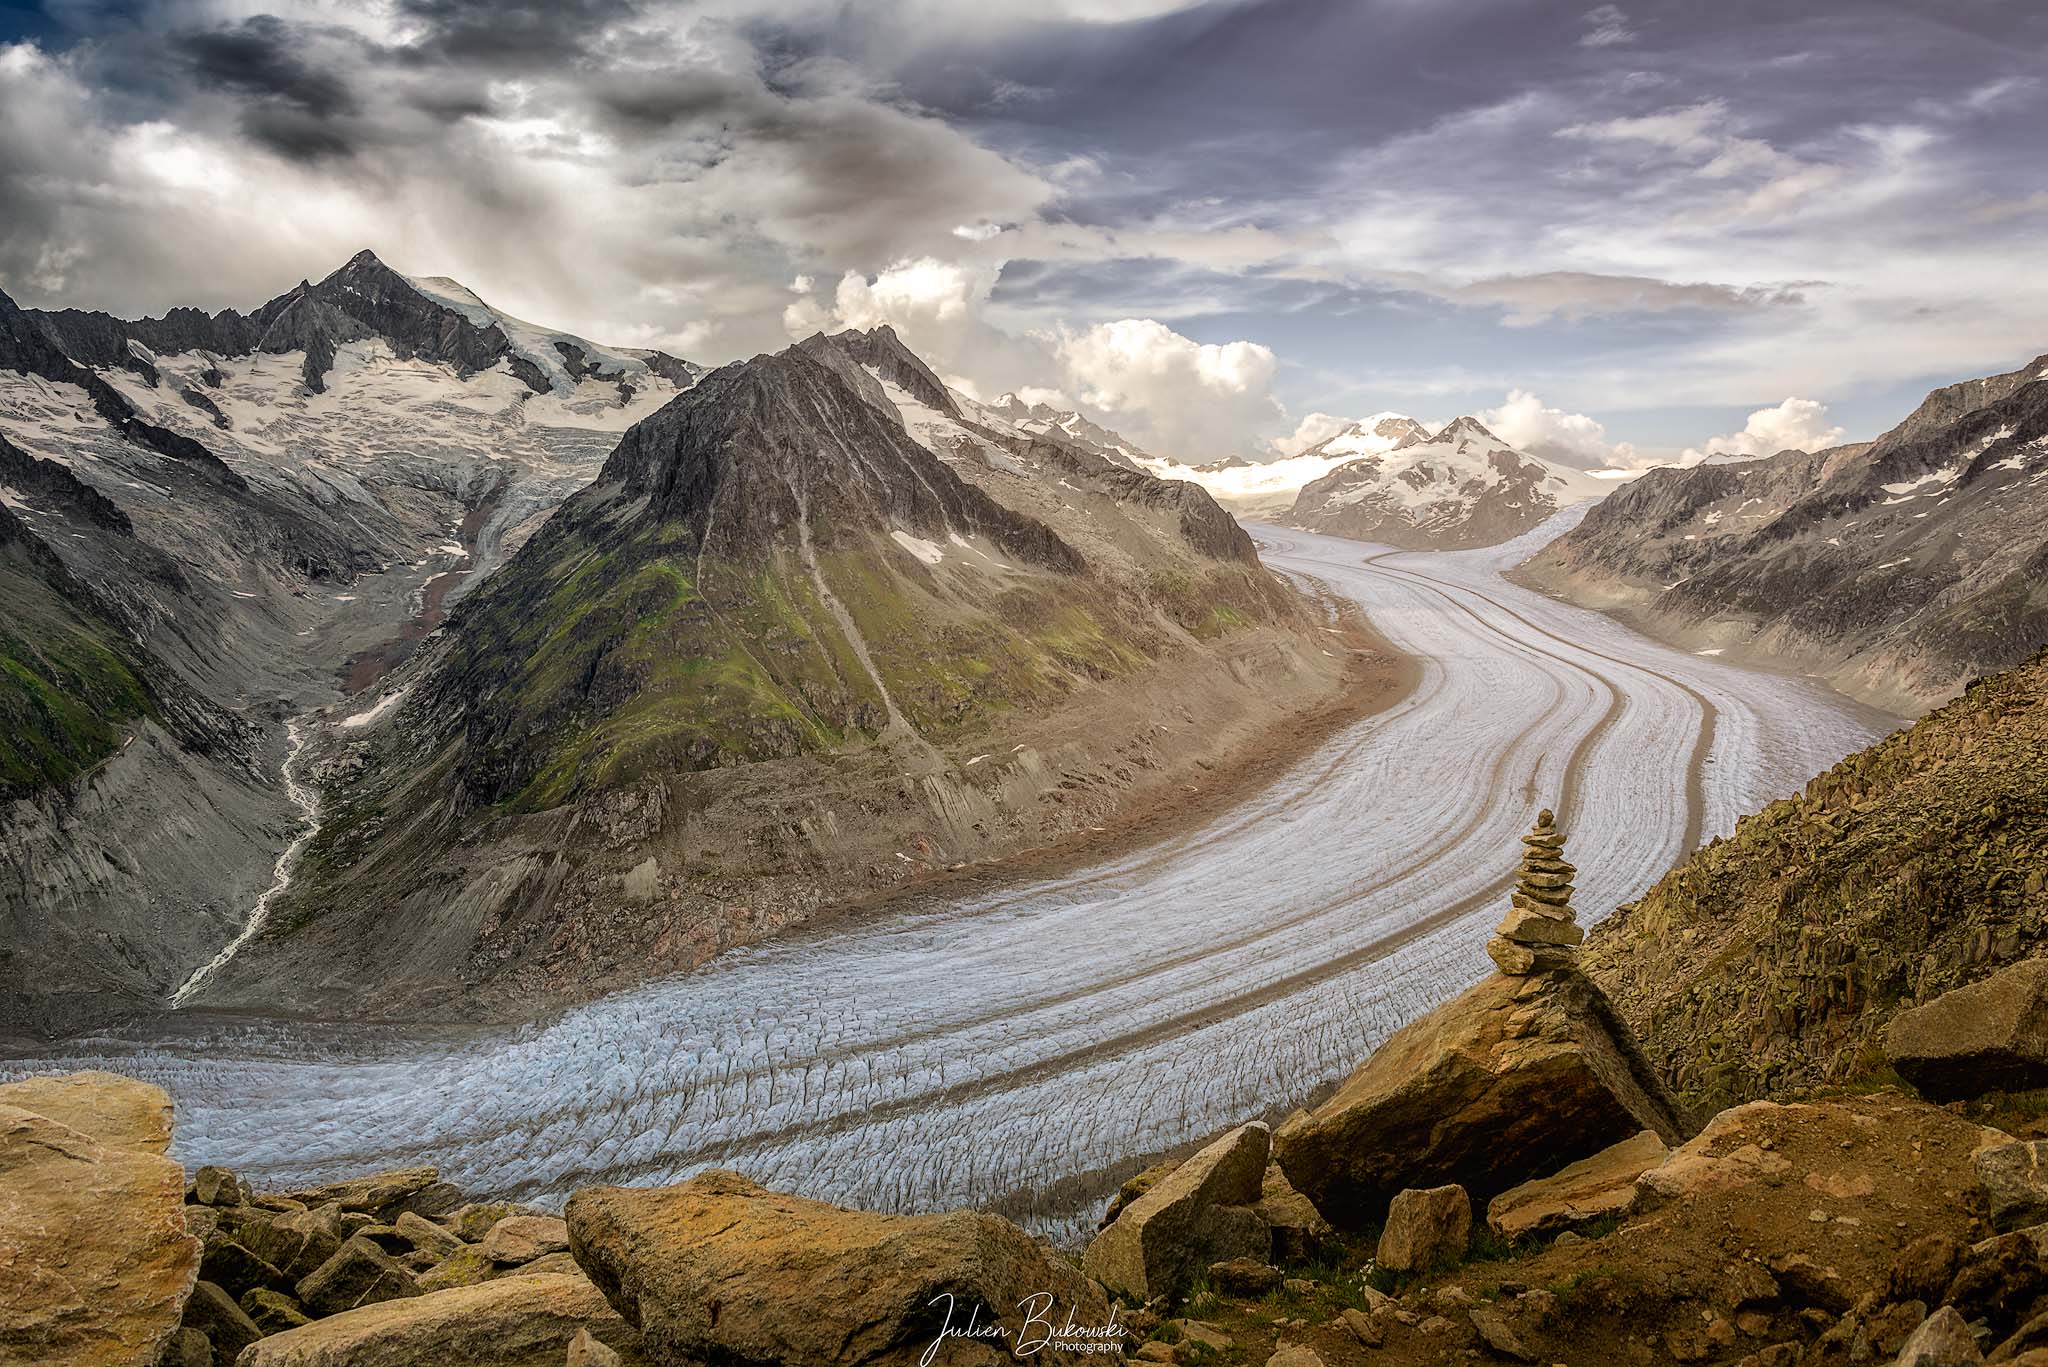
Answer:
[0,253,1358,1031]
[1139,412,1609,549]
[1518,353,2048,713]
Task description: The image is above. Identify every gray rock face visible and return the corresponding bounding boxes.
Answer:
[1374,1185,1471,1273]
[1084,1122,1274,1301]
[1892,1305,1985,1366]
[1518,353,2048,714]
[1887,959,2048,1101]
[1974,1141,2048,1232]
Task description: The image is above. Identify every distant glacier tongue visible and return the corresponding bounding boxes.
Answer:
[2,512,1886,1245]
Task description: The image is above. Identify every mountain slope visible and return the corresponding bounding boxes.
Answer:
[185,331,1358,1021]
[1517,353,2048,713]
[1287,416,1607,549]
[0,252,708,1035]
[1584,645,2048,1112]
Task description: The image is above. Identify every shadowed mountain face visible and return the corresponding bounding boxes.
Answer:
[186,327,1340,1021]
[1519,354,2048,714]
[0,252,711,1035]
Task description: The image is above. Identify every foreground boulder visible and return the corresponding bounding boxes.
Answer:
[1486,1129,1669,1241]
[238,1272,644,1367]
[1085,1122,1272,1300]
[1274,969,1691,1229]
[568,1169,1114,1365]
[0,1070,175,1154]
[0,1076,200,1367]
[1887,959,2048,1102]
[296,1234,421,1314]
[1974,1140,2048,1231]
[1375,1185,1470,1273]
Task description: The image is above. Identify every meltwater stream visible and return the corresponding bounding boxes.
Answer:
[3,514,1896,1243]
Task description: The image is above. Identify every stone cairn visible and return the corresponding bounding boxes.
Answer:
[1486,807,1585,975]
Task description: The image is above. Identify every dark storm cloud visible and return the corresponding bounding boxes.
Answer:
[4,0,2046,457]
[391,0,633,66]
[177,15,355,118]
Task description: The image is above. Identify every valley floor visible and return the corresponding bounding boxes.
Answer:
[0,510,1897,1244]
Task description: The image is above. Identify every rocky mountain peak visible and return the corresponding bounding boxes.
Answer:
[1432,415,1507,447]
[794,326,961,421]
[602,344,1078,573]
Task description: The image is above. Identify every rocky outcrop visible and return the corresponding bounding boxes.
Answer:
[1085,1123,1274,1300]
[1273,968,1690,1230]
[1887,959,2048,1101]
[1516,352,2048,714]
[1485,1129,1668,1241]
[237,1273,645,1367]
[0,1075,199,1367]
[1486,808,1585,975]
[567,1168,1114,1366]
[1585,647,2048,1112]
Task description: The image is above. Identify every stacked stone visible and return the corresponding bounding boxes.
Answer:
[1486,808,1585,975]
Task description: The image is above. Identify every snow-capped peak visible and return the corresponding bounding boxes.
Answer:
[401,274,657,396]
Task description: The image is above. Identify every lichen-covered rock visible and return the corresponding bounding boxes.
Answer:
[242,1287,314,1335]
[478,1215,569,1266]
[0,1078,199,1367]
[1887,959,2048,1101]
[182,1279,262,1362]
[1375,1186,1470,1273]
[568,1169,1112,1366]
[1274,970,1690,1229]
[237,1273,644,1367]
[1085,1122,1273,1300]
[1487,1130,1669,1241]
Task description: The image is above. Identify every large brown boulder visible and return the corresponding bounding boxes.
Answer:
[1273,969,1691,1229]
[0,1071,175,1154]
[1486,1129,1669,1241]
[1084,1122,1272,1301]
[237,1272,645,1367]
[1887,959,2048,1101]
[0,1075,200,1367]
[568,1169,1114,1366]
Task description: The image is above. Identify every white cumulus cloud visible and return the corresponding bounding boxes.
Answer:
[1051,318,1281,460]
[1682,397,1846,464]
[1269,411,1355,457]
[1480,390,1639,470]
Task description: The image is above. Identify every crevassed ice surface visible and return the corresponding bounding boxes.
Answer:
[4,511,1893,1244]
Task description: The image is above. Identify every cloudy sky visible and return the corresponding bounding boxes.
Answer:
[2,0,2044,465]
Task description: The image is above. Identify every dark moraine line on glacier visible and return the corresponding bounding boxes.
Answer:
[1,509,1898,1245]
